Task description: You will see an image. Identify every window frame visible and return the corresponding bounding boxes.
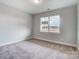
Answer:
[40,15,60,33]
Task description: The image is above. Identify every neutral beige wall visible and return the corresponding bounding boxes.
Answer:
[32,5,77,46]
[0,4,32,46]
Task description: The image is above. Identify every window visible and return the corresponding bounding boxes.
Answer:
[40,15,60,33]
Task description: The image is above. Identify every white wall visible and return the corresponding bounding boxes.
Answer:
[0,4,32,46]
[77,0,79,48]
[32,5,77,46]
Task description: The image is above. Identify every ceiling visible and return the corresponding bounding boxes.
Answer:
[0,0,77,15]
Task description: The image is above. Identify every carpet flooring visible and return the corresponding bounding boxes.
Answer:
[0,44,32,59]
[0,41,79,59]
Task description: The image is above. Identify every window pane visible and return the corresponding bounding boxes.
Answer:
[49,27,60,33]
[40,15,60,33]
[41,26,48,32]
[49,15,60,33]
[40,17,49,32]
[41,17,49,22]
[49,15,60,27]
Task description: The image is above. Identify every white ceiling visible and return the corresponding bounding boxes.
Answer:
[0,0,77,14]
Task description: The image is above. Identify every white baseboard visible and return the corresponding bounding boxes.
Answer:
[0,37,31,47]
[33,37,77,48]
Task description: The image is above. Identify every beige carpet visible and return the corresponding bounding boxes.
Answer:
[27,38,78,55]
[0,40,78,59]
[0,44,32,59]
[16,41,79,59]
